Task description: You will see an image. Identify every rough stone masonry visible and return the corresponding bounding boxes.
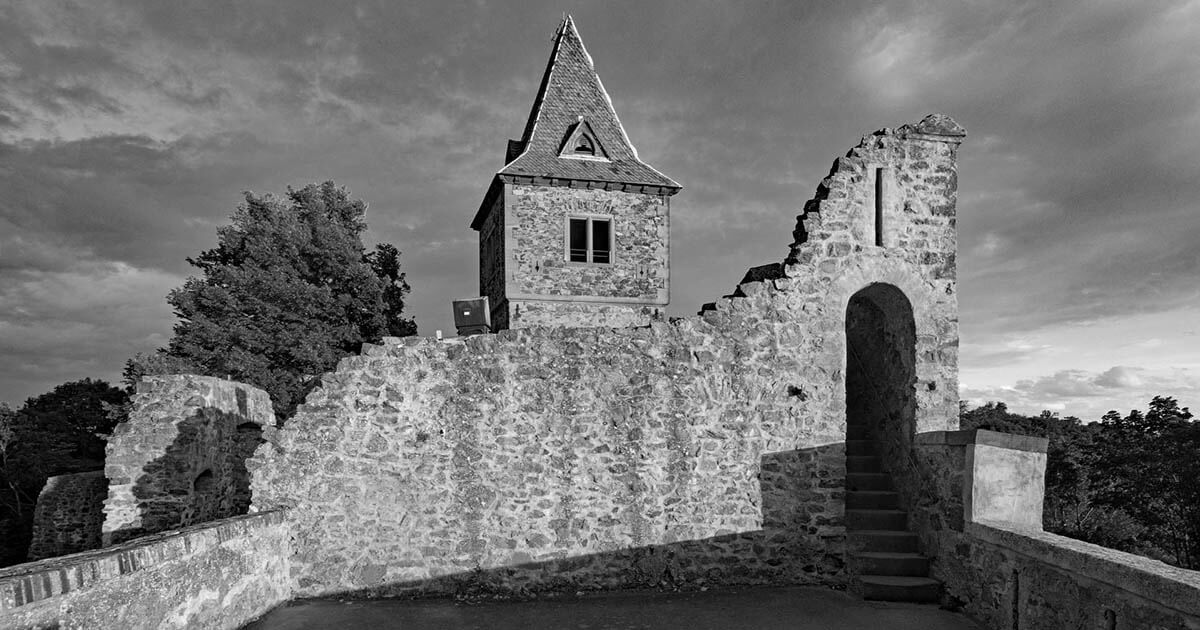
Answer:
[249,115,965,597]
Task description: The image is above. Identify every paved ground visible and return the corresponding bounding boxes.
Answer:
[244,585,984,630]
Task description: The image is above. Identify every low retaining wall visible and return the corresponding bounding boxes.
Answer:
[0,511,292,630]
[951,521,1200,629]
[915,429,1200,629]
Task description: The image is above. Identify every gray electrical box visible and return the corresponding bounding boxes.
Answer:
[452,297,491,336]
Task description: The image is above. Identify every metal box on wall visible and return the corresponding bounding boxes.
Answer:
[452,297,491,336]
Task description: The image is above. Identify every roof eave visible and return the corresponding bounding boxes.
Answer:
[497,173,681,196]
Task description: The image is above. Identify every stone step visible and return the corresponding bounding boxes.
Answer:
[855,575,942,603]
[846,424,872,440]
[845,440,878,456]
[846,472,893,491]
[848,530,920,553]
[846,490,898,509]
[846,509,907,530]
[846,455,882,473]
[851,552,930,576]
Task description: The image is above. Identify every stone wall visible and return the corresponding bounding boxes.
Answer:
[27,471,108,561]
[0,511,292,630]
[915,429,1200,629]
[953,522,1200,629]
[508,299,663,329]
[249,116,964,598]
[103,375,275,545]
[789,116,962,527]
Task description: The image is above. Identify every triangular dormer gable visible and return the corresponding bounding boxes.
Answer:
[557,119,609,161]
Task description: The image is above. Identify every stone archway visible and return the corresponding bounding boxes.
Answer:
[843,283,937,601]
[844,283,917,454]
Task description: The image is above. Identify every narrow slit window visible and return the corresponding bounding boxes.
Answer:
[874,167,885,247]
[567,217,612,264]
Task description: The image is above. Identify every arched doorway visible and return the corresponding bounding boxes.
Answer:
[844,283,916,454]
[844,283,938,601]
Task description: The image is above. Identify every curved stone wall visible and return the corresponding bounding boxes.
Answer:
[104,375,275,545]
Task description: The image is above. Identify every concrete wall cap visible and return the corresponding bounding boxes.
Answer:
[969,520,1200,618]
[915,428,1048,453]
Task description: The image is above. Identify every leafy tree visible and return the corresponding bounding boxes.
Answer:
[1090,397,1198,568]
[147,181,416,418]
[0,404,20,516]
[961,396,1200,570]
[0,379,127,566]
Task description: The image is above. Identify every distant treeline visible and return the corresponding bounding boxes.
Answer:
[961,396,1200,570]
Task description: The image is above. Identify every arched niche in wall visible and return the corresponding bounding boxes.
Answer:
[193,469,214,494]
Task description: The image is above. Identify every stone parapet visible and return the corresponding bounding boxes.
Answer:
[0,511,292,630]
[916,429,1048,529]
[953,521,1200,629]
[912,428,1200,629]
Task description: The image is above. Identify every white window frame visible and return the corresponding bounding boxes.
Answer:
[564,214,615,265]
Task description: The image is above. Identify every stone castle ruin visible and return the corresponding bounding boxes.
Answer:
[2,16,1197,630]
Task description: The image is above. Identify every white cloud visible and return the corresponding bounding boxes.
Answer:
[964,365,1200,420]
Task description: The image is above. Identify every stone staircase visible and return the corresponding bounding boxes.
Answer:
[845,422,942,602]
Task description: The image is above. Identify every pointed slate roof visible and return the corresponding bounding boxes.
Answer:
[473,16,680,229]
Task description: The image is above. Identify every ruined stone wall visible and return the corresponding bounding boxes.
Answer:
[250,116,963,598]
[504,184,669,328]
[789,116,963,533]
[103,375,274,545]
[0,511,292,630]
[27,471,107,560]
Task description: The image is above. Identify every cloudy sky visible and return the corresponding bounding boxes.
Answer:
[1,1,1198,419]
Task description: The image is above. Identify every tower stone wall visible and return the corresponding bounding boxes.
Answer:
[472,17,680,331]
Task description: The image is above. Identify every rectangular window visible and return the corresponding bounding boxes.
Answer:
[567,216,612,264]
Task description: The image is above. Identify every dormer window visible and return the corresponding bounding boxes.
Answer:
[558,119,608,161]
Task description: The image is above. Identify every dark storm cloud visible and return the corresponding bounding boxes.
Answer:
[2,0,1198,407]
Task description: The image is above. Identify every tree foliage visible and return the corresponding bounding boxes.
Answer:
[962,396,1200,570]
[139,181,416,417]
[0,379,128,566]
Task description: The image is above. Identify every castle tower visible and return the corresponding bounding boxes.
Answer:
[471,16,681,330]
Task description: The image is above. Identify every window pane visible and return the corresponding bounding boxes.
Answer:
[569,218,588,262]
[592,219,610,263]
